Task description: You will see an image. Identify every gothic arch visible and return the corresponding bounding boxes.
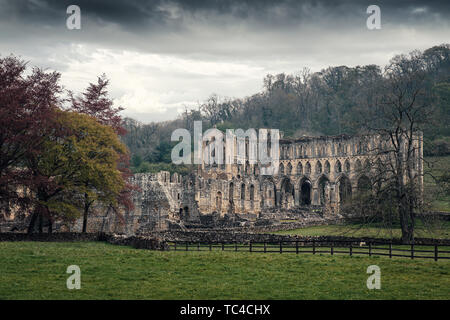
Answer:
[344,159,351,172]
[229,182,234,202]
[279,163,285,175]
[337,175,352,204]
[216,191,222,211]
[335,160,342,173]
[324,160,331,174]
[299,177,312,205]
[286,162,292,175]
[315,161,322,174]
[297,162,303,175]
[280,177,295,209]
[357,175,372,194]
[317,175,330,206]
[305,162,311,174]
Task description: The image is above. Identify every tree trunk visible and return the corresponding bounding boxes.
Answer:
[27,210,38,234]
[82,193,90,233]
[38,211,43,234]
[399,198,415,244]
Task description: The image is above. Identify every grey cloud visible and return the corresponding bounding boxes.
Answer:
[0,0,449,122]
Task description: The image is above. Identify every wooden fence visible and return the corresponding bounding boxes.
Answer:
[168,240,450,261]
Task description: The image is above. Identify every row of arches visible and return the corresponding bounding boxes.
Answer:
[199,172,373,215]
[273,173,372,209]
[279,158,371,176]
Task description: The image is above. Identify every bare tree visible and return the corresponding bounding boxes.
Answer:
[348,51,434,243]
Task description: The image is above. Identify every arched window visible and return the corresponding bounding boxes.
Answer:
[297,162,303,175]
[286,162,292,175]
[241,184,246,200]
[357,175,372,195]
[316,161,322,174]
[279,163,285,175]
[344,159,350,172]
[324,161,331,174]
[305,162,311,174]
[216,192,222,210]
[338,176,352,204]
[229,182,234,202]
[318,176,330,205]
[335,160,342,173]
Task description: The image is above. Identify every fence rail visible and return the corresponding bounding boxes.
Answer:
[169,240,450,261]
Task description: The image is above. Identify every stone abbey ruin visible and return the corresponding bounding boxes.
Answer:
[67,130,423,235]
[0,131,424,235]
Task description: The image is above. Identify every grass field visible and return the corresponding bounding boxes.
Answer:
[272,220,450,239]
[424,156,450,212]
[0,241,449,300]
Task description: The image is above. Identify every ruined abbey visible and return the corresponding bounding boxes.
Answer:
[0,132,424,235]
[60,131,421,235]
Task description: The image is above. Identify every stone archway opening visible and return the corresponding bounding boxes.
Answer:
[229,182,234,203]
[338,176,352,204]
[318,175,330,206]
[357,175,372,196]
[280,177,294,209]
[216,191,222,211]
[300,178,311,205]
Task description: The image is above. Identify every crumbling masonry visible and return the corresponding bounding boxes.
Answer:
[0,132,424,235]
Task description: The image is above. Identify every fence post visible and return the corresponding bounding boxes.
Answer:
[435,245,438,261]
[349,242,352,257]
[222,242,224,251]
[296,241,299,254]
[197,242,200,251]
[369,242,371,257]
[331,242,333,256]
[389,243,392,258]
[174,241,177,251]
[186,241,188,251]
[280,241,282,254]
[209,242,212,251]
[313,240,316,255]
[250,241,252,253]
[235,242,237,252]
[264,241,267,253]
[411,244,414,259]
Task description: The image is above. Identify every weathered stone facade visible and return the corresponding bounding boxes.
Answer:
[1,132,424,235]
[195,132,424,218]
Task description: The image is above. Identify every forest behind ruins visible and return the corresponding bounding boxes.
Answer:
[122,44,450,175]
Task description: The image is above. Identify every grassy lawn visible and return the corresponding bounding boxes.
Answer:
[424,156,450,212]
[0,241,449,300]
[272,220,450,239]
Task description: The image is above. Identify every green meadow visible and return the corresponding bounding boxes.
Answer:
[1,241,448,300]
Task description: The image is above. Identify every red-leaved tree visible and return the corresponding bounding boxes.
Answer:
[0,55,61,221]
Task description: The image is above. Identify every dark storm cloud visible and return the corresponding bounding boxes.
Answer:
[0,0,448,122]
[3,0,450,31]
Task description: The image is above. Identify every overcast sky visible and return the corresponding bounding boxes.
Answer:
[0,0,449,123]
